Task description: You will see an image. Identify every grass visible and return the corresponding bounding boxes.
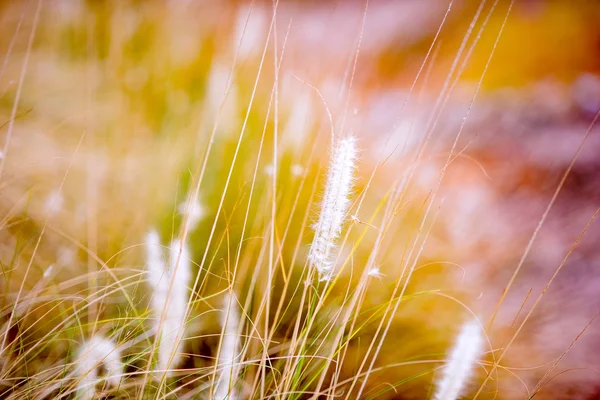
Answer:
[1,1,600,399]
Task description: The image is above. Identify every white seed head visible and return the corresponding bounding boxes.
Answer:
[205,61,239,135]
[44,189,64,216]
[291,164,304,177]
[74,335,123,400]
[233,4,267,59]
[214,293,241,400]
[57,247,76,266]
[178,198,205,232]
[367,266,385,279]
[435,318,484,400]
[264,163,275,177]
[282,90,314,150]
[309,136,358,280]
[145,232,192,376]
[145,230,166,290]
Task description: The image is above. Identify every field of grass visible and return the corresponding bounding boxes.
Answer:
[1,1,600,399]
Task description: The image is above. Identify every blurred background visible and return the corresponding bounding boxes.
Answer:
[1,0,600,398]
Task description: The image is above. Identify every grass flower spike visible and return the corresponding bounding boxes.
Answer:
[178,196,205,232]
[309,136,358,280]
[146,231,191,376]
[214,293,241,400]
[74,335,123,400]
[145,230,165,291]
[435,319,484,400]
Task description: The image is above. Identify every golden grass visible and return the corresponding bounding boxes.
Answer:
[1,1,600,399]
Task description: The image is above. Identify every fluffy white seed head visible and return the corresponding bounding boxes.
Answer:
[233,4,267,60]
[178,197,205,232]
[291,164,305,177]
[214,293,241,400]
[309,136,358,280]
[145,232,192,376]
[367,266,385,279]
[44,189,64,216]
[205,60,239,135]
[435,318,484,400]
[74,335,123,400]
[146,230,166,290]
